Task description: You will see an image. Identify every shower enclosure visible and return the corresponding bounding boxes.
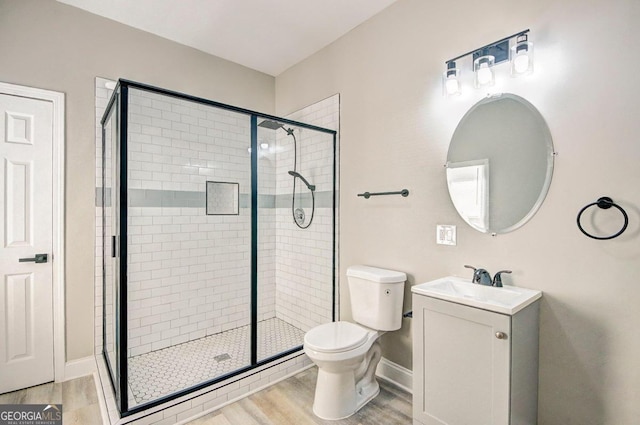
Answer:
[100,80,336,415]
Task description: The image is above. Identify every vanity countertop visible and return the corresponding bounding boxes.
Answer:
[412,276,542,315]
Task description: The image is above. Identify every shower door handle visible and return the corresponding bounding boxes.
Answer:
[112,236,116,258]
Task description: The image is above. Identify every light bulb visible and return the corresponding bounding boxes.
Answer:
[473,55,495,88]
[477,64,492,85]
[442,62,461,97]
[510,35,533,77]
[513,54,529,74]
[445,77,459,95]
[260,142,269,150]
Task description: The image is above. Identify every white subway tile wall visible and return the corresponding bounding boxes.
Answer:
[257,127,277,322]
[277,95,339,331]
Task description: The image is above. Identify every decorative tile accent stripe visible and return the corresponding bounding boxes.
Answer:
[274,191,334,209]
[96,188,335,208]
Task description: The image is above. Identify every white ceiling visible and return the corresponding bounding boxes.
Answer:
[56,0,398,76]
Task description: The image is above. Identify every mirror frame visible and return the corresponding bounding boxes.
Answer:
[446,93,555,234]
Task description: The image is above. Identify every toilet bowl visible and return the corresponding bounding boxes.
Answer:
[303,265,406,420]
[304,321,383,420]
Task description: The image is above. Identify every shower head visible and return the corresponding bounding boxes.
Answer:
[257,120,284,130]
[258,119,295,136]
[288,171,316,191]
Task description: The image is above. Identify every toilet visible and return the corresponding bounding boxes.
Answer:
[303,265,406,420]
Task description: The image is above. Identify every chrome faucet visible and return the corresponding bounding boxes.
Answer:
[464,265,512,287]
[464,265,492,286]
[492,270,512,287]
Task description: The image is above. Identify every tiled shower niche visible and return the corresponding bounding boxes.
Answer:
[95,79,338,418]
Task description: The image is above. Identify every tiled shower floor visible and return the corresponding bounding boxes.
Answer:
[127,318,305,405]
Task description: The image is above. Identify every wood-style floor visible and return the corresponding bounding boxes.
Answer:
[0,375,102,425]
[187,367,413,425]
[0,367,412,424]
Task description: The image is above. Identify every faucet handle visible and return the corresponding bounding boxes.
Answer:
[492,270,512,287]
[464,265,478,283]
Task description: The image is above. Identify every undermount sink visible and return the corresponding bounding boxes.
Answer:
[411,276,542,315]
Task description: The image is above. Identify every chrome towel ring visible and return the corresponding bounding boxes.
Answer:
[576,196,628,240]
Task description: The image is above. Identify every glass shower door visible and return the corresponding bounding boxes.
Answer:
[124,88,253,408]
[102,90,122,407]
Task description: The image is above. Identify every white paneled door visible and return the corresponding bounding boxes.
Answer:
[0,93,54,394]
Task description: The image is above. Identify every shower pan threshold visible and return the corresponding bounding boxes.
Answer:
[127,317,305,406]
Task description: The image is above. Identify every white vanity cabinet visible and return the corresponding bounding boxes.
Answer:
[412,278,540,425]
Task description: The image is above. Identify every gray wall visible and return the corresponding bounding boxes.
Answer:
[0,0,274,361]
[276,0,640,424]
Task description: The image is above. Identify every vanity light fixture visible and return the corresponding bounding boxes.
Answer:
[511,34,534,76]
[474,55,495,87]
[443,61,462,97]
[443,29,531,96]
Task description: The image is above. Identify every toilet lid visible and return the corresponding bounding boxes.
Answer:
[304,322,369,353]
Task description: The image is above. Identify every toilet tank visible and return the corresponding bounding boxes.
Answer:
[347,265,407,331]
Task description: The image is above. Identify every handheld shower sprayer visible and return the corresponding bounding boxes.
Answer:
[288,171,315,191]
[257,119,315,229]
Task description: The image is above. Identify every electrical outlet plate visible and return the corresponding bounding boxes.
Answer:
[436,225,457,246]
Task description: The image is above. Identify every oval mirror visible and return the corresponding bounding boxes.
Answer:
[446,94,554,234]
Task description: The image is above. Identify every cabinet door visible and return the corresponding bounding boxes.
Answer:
[413,295,511,425]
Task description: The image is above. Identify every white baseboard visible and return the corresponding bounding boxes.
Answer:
[376,357,413,394]
[64,356,97,381]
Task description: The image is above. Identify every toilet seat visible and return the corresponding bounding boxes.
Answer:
[304,321,370,353]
